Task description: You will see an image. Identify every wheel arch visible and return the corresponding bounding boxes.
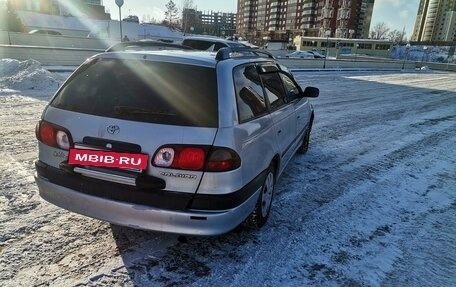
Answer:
[271,154,280,182]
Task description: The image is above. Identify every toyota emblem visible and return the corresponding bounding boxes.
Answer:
[107,125,120,135]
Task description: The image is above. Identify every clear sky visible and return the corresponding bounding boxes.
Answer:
[103,0,420,38]
[370,0,420,38]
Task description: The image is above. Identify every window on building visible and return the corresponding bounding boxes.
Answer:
[375,44,390,50]
[358,43,372,49]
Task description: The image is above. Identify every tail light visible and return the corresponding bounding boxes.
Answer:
[206,148,241,172]
[36,121,72,150]
[152,145,241,172]
[177,147,206,170]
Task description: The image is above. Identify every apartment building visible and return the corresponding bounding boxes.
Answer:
[236,0,375,42]
[412,0,456,42]
[182,9,237,36]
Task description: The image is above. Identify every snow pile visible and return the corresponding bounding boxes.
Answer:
[16,11,184,41]
[390,45,454,63]
[0,59,61,91]
[17,11,89,31]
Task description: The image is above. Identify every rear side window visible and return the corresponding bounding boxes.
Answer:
[51,59,218,127]
[233,64,267,123]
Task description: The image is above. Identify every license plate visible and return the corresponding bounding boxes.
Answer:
[68,149,148,170]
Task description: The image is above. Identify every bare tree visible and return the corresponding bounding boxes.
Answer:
[370,22,390,39]
[164,0,179,27]
[141,14,150,23]
[141,15,160,24]
[181,0,195,34]
[388,28,407,44]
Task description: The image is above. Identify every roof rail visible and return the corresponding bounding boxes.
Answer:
[215,47,275,61]
[105,40,194,52]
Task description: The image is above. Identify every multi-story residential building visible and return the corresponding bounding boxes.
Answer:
[237,0,375,43]
[412,0,456,42]
[7,0,110,20]
[182,9,237,37]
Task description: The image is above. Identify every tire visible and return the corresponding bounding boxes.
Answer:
[297,125,311,155]
[246,165,275,228]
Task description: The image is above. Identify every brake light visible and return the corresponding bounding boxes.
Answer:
[36,121,72,150]
[39,122,56,147]
[152,145,240,172]
[177,148,206,170]
[154,146,206,171]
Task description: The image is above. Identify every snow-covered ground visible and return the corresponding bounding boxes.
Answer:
[0,59,455,287]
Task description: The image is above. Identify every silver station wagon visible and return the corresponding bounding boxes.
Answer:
[34,47,319,235]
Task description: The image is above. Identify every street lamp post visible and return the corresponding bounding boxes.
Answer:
[323,30,331,69]
[354,43,359,62]
[115,0,124,41]
[421,46,428,68]
[402,43,411,70]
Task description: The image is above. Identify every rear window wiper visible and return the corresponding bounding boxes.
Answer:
[114,106,177,116]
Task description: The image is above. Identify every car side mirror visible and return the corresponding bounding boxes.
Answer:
[301,87,319,98]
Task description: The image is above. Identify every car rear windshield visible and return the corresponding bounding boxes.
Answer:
[182,39,219,50]
[51,59,218,127]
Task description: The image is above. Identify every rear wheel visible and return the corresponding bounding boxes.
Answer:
[247,166,275,228]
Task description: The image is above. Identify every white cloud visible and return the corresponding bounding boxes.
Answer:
[400,10,410,19]
[371,0,420,37]
[147,7,165,21]
[375,0,405,8]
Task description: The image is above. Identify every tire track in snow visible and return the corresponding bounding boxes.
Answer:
[381,202,456,287]
[218,124,455,287]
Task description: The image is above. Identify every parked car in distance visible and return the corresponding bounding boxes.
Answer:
[182,36,248,51]
[29,29,62,36]
[285,51,315,59]
[122,15,139,23]
[307,50,326,58]
[34,47,319,236]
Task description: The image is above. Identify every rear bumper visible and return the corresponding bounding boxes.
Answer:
[35,174,260,236]
[35,160,263,211]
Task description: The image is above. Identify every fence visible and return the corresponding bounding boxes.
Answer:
[0,30,116,49]
[0,30,455,71]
